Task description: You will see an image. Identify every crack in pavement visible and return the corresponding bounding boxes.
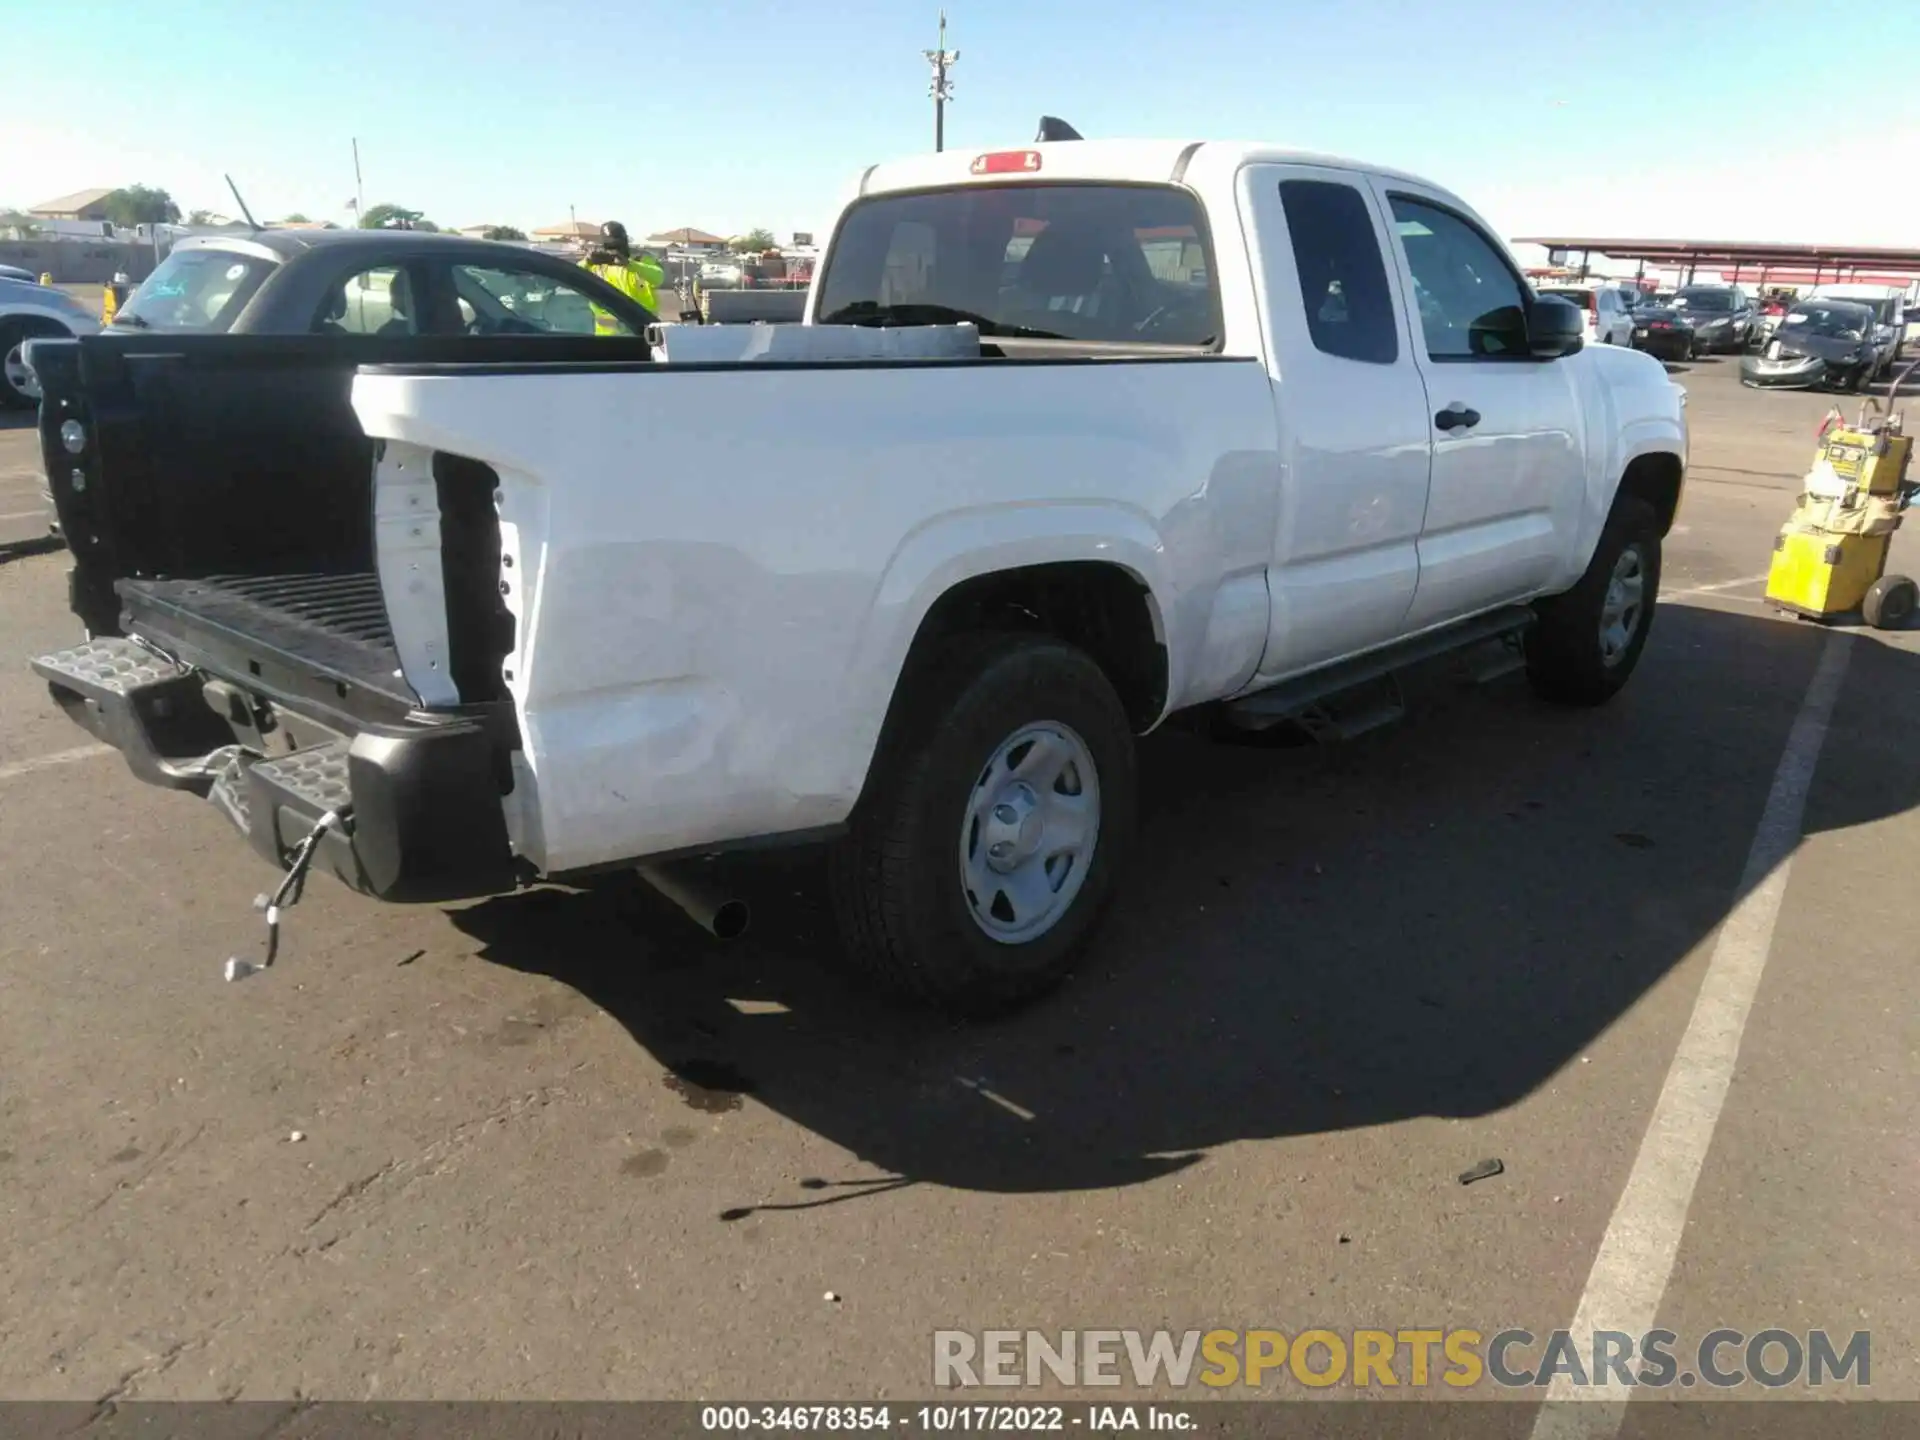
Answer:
[15,1080,591,1399]
[61,1124,208,1236]
[291,1084,582,1257]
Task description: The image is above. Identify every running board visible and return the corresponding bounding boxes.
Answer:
[1222,606,1535,731]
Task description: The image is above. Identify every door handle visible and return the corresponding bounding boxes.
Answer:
[1435,403,1481,432]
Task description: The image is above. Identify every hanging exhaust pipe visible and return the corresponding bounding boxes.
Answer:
[635,861,751,940]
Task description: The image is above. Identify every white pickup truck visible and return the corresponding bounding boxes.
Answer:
[29,131,1685,1013]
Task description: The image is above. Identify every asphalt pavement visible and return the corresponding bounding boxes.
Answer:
[2,352,1918,1422]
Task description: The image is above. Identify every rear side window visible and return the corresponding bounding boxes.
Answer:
[1279,180,1397,365]
[320,265,418,335]
[815,183,1221,346]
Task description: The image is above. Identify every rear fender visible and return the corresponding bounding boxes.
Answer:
[840,503,1180,767]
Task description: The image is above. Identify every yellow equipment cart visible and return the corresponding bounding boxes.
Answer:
[1766,369,1920,630]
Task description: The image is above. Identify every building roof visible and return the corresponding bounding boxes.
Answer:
[533,220,599,239]
[28,187,116,218]
[650,226,726,245]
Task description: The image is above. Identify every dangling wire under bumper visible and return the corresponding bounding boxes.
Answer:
[225,808,352,981]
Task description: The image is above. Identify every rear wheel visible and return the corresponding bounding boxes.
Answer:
[829,634,1138,1016]
[1864,574,1917,630]
[1526,497,1661,706]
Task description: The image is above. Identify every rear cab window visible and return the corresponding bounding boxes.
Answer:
[814,183,1222,349]
[1278,179,1398,365]
[115,247,274,332]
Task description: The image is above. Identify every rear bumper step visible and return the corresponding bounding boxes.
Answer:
[33,637,516,903]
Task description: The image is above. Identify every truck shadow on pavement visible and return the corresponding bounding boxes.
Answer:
[450,601,1919,1209]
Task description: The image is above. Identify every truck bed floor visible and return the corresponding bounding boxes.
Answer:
[118,573,412,705]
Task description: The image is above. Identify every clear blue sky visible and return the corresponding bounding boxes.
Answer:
[11,0,1920,247]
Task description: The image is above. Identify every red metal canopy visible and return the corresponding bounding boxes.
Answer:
[1514,236,1920,283]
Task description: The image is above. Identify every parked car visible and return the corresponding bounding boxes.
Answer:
[29,133,1685,1016]
[25,230,659,539]
[1628,297,1697,361]
[0,263,41,284]
[1,275,101,408]
[1803,284,1907,373]
[1535,282,1636,346]
[1741,299,1885,390]
[1668,285,1756,352]
[109,229,658,337]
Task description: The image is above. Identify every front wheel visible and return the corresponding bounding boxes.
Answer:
[829,634,1138,1016]
[1526,497,1661,706]
[0,322,47,410]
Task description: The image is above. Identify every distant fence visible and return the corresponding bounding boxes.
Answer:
[0,240,161,284]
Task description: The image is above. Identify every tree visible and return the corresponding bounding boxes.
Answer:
[101,184,181,227]
[731,228,778,254]
[482,225,527,242]
[282,212,311,224]
[186,209,216,226]
[359,202,432,231]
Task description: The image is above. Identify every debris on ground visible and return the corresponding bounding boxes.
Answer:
[1458,1157,1504,1186]
[288,1130,306,1143]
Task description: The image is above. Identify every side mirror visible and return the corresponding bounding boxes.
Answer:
[1528,294,1585,358]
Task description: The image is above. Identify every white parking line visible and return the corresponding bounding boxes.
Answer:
[0,744,112,784]
[1669,572,1770,599]
[1531,632,1852,1440]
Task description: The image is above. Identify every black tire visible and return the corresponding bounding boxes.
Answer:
[0,320,47,410]
[1863,574,1918,631]
[829,633,1137,1016]
[1525,496,1662,706]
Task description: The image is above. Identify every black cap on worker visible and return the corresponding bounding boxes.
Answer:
[599,221,630,255]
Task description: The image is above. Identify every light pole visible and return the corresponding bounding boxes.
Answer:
[924,11,957,152]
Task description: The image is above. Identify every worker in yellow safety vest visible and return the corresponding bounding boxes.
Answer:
[580,221,663,332]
